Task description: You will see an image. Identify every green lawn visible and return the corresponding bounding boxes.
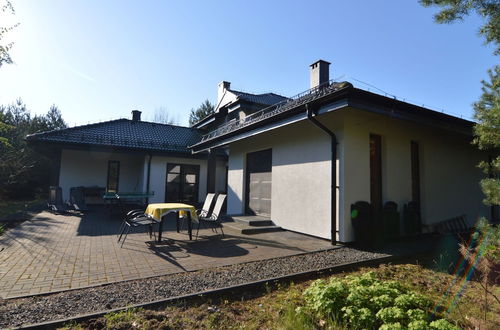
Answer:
[60,263,500,330]
[0,197,45,234]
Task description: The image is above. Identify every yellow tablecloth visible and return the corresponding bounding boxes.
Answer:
[145,203,198,221]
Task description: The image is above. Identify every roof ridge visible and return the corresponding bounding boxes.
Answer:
[26,118,201,139]
[26,118,128,139]
[137,119,198,131]
[230,89,287,99]
[266,92,289,97]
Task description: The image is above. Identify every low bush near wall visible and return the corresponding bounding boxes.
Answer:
[299,272,458,329]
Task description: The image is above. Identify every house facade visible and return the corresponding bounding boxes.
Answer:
[27,111,227,205]
[191,60,491,243]
[28,60,492,244]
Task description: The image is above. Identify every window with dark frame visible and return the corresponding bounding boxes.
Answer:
[106,161,120,193]
[369,134,382,213]
[165,163,200,204]
[410,141,421,205]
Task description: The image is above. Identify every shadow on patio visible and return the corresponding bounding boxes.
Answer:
[0,207,332,299]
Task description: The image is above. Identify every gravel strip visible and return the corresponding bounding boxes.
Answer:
[0,247,389,328]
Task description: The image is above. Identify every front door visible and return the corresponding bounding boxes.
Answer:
[245,149,272,216]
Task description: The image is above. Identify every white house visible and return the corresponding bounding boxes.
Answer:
[28,60,493,244]
[191,60,491,243]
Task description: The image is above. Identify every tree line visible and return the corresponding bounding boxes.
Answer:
[0,100,66,199]
[0,98,215,201]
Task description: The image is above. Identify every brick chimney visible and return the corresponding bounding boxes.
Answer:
[131,110,142,121]
[310,60,331,89]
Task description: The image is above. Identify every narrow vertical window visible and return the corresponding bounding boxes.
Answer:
[370,134,382,214]
[106,161,120,192]
[410,141,420,205]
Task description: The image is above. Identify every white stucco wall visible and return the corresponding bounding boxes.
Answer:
[225,107,488,243]
[60,149,210,205]
[147,156,208,204]
[59,149,145,202]
[340,108,489,242]
[226,114,344,240]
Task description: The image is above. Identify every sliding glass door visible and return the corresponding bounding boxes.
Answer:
[165,163,200,204]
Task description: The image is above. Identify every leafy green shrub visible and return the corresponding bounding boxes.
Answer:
[379,323,404,330]
[394,293,432,310]
[376,306,406,324]
[408,320,430,330]
[302,278,348,316]
[302,272,459,329]
[429,319,460,330]
[341,306,375,328]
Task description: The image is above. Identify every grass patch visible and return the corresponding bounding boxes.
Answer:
[60,263,499,329]
[0,197,45,219]
[0,197,45,235]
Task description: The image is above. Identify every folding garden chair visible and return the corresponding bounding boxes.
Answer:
[178,193,216,232]
[196,193,226,239]
[69,187,89,212]
[47,186,69,213]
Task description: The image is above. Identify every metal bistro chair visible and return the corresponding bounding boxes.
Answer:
[117,210,159,247]
[196,194,226,239]
[117,209,144,238]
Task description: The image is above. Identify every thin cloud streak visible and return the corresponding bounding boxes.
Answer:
[61,63,95,83]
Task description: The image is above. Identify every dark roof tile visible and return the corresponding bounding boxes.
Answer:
[26,119,201,154]
[231,90,289,106]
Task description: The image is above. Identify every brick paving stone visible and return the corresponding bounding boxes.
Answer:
[0,208,332,299]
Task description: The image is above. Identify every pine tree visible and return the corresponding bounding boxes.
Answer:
[189,99,215,126]
[474,66,500,206]
[420,0,499,210]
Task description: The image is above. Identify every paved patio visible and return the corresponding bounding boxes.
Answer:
[0,208,332,299]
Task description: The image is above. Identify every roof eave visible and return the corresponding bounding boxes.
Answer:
[27,139,209,158]
[190,87,352,152]
[190,87,475,152]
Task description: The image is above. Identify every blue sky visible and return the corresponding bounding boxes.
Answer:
[0,0,496,127]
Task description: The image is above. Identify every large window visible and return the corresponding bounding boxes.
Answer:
[165,163,200,203]
[106,161,120,192]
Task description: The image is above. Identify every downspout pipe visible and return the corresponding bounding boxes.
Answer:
[146,154,152,204]
[306,104,337,245]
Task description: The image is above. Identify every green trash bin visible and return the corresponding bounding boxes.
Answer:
[351,201,374,248]
[403,201,422,236]
[382,201,400,241]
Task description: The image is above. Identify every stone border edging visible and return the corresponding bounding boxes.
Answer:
[16,254,402,330]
